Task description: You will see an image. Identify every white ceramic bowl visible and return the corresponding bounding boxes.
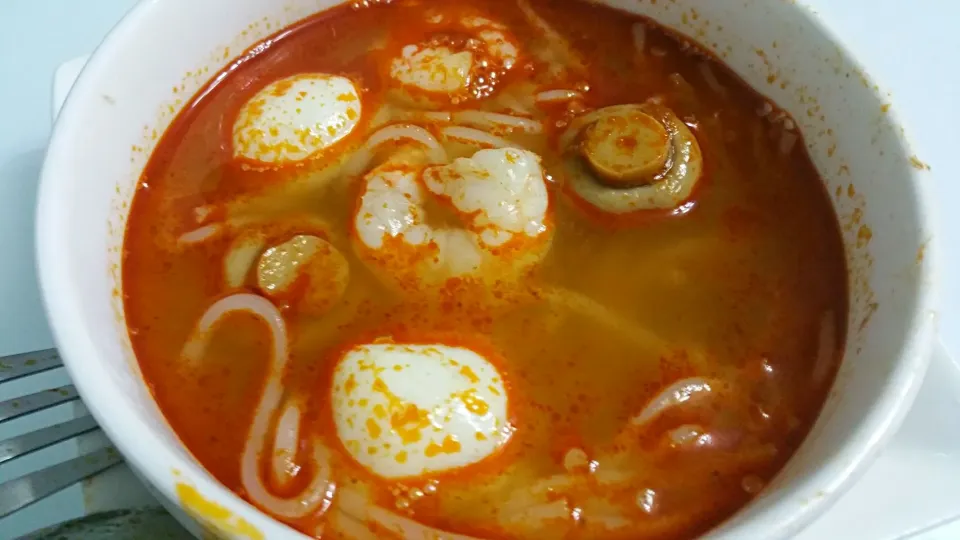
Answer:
[36,0,939,538]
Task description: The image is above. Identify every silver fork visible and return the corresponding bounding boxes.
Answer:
[0,349,123,518]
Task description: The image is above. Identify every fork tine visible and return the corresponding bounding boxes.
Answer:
[0,348,130,526]
[0,349,62,384]
[0,415,100,466]
[0,446,123,518]
[0,385,79,423]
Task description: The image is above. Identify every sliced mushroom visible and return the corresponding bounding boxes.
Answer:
[561,102,703,215]
[257,234,349,314]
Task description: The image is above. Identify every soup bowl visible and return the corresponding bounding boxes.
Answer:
[36,0,938,537]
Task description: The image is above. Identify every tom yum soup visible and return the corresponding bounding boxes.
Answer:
[124,0,847,537]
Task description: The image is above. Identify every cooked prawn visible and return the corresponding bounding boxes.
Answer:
[351,136,552,297]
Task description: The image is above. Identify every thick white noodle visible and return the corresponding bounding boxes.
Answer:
[630,377,714,426]
[811,310,836,386]
[271,399,302,490]
[392,109,453,124]
[667,424,709,447]
[336,485,484,539]
[223,234,266,289]
[534,89,583,103]
[180,294,282,364]
[516,0,585,73]
[440,126,519,149]
[497,92,535,115]
[538,286,667,353]
[343,124,448,177]
[180,293,335,519]
[698,62,726,94]
[177,224,223,246]
[452,110,543,134]
[328,508,378,540]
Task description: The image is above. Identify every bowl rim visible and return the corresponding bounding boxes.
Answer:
[35,0,312,536]
[35,0,940,538]
[702,1,940,535]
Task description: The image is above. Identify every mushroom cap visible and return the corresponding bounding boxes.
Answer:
[561,102,703,215]
[582,108,672,187]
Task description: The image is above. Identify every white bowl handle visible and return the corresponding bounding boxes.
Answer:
[52,56,91,123]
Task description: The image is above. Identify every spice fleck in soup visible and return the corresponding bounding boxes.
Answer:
[123,0,848,537]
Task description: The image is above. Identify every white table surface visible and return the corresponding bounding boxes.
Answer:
[1,1,958,538]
